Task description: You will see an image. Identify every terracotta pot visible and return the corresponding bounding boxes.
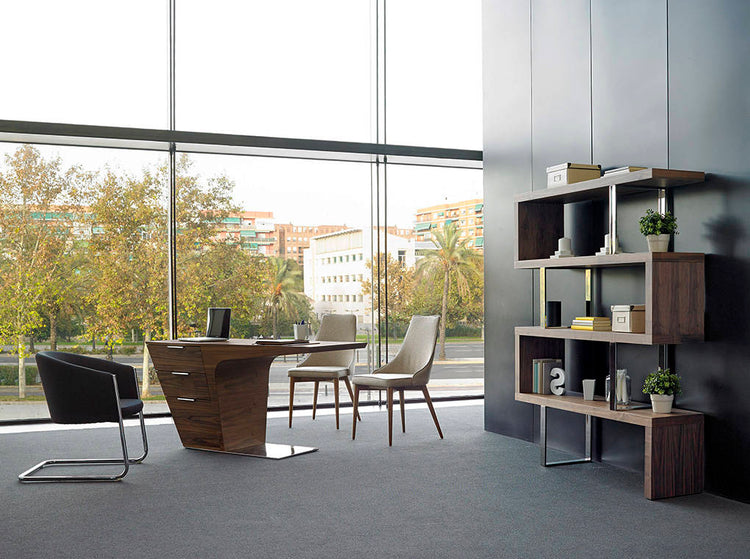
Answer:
[646,234,670,252]
[650,393,674,413]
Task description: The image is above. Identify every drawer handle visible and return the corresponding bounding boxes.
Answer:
[177,397,196,402]
[167,345,185,349]
[171,372,190,376]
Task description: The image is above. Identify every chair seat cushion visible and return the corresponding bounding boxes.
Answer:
[288,366,350,379]
[351,373,416,388]
[120,398,144,417]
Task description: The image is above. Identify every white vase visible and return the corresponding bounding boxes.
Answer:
[650,393,674,413]
[646,234,670,252]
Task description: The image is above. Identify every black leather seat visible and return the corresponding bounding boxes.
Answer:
[18,351,149,482]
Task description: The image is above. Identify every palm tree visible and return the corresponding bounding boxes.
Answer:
[267,257,305,338]
[416,222,480,360]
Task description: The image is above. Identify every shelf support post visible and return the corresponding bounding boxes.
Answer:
[608,184,617,254]
[539,267,546,327]
[540,405,592,466]
[609,342,617,411]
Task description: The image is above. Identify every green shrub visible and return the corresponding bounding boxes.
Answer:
[0,365,39,386]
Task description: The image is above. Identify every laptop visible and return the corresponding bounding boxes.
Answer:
[178,308,231,342]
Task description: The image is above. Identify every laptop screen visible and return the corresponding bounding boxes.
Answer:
[206,308,231,338]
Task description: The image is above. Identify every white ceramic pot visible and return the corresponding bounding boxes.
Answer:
[646,234,670,252]
[650,393,674,413]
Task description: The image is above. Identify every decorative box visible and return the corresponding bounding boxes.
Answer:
[611,304,645,333]
[546,162,601,188]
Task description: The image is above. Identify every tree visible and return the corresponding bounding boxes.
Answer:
[0,145,83,397]
[361,252,415,336]
[415,222,481,360]
[264,257,306,338]
[178,243,271,338]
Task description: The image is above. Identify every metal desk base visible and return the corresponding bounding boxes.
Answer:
[190,443,318,460]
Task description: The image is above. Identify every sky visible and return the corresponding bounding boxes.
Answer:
[0,0,482,228]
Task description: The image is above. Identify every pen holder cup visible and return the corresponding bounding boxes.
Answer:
[293,324,310,340]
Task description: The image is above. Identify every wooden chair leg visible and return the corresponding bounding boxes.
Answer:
[399,389,406,433]
[289,379,295,428]
[344,377,361,420]
[334,378,340,429]
[387,387,394,446]
[352,385,360,440]
[422,386,443,439]
[312,381,319,420]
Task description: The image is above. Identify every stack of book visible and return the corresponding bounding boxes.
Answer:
[570,316,612,331]
[532,358,562,394]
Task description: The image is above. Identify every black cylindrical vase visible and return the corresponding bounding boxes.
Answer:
[546,301,561,328]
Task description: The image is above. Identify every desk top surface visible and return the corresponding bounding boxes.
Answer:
[148,338,366,357]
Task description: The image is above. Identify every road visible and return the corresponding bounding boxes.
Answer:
[1,342,484,420]
[0,342,483,384]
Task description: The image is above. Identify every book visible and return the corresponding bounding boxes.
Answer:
[574,316,611,321]
[572,319,611,325]
[532,358,562,394]
[571,324,612,331]
[604,166,646,175]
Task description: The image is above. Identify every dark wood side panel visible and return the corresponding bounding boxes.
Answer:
[649,257,705,343]
[516,201,564,261]
[516,334,565,394]
[645,417,704,499]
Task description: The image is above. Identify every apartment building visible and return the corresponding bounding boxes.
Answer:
[414,198,484,250]
[274,223,349,265]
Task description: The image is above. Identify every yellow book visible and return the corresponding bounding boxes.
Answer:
[571,325,611,331]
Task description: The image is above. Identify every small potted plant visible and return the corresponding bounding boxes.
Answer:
[639,208,678,252]
[642,367,681,413]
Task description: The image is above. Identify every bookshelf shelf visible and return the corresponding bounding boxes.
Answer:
[512,167,706,499]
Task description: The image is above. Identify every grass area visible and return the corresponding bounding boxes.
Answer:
[0,395,47,402]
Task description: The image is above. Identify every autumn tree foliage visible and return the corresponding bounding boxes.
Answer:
[0,145,86,397]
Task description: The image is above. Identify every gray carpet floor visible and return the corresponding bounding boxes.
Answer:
[1,402,748,559]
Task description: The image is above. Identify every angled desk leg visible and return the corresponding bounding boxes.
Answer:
[540,405,592,467]
[211,357,318,460]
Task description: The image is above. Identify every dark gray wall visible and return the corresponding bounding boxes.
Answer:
[483,0,750,503]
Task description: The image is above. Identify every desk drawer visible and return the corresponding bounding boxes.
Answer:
[157,370,210,400]
[149,344,204,373]
[167,397,221,449]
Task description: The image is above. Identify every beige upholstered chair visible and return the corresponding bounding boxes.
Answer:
[288,314,360,429]
[351,315,443,446]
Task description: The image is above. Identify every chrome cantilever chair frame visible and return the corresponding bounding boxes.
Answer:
[18,353,148,483]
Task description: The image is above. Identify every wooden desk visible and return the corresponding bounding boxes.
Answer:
[147,339,366,459]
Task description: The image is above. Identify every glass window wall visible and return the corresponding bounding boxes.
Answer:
[0,144,168,420]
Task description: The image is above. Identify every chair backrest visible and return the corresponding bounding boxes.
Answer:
[298,314,357,370]
[386,315,440,385]
[36,351,132,424]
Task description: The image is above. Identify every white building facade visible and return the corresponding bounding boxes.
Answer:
[303,228,417,328]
